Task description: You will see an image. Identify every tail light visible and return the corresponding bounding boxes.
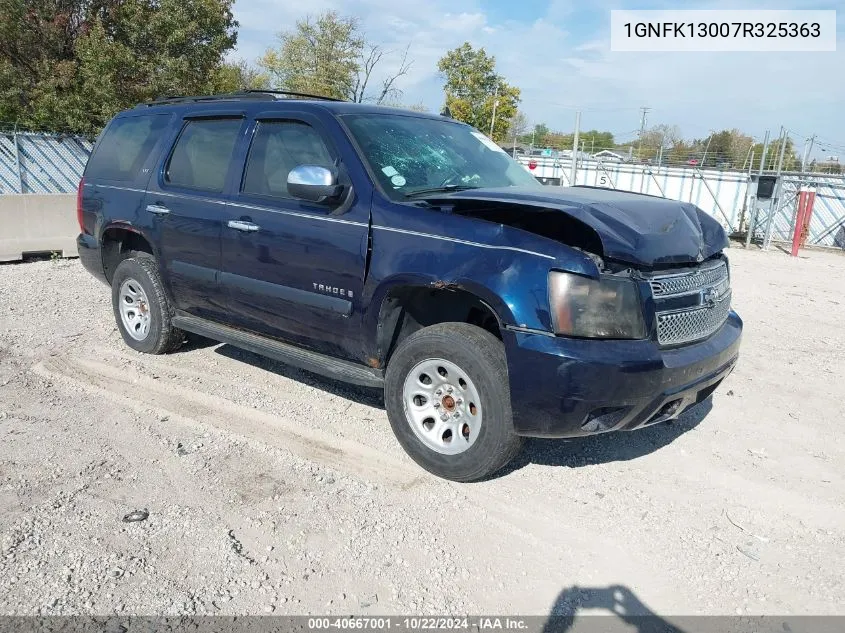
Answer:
[76,177,85,233]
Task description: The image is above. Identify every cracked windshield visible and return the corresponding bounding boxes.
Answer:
[343,113,542,200]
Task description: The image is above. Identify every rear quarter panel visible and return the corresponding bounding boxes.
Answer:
[82,110,180,270]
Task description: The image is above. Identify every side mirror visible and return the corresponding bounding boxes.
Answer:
[287,165,344,204]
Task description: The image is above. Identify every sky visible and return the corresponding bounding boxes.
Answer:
[229,0,845,160]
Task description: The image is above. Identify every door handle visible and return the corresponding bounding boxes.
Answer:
[227,220,260,232]
[146,204,170,216]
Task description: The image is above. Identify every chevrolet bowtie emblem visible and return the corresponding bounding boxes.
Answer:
[702,286,718,308]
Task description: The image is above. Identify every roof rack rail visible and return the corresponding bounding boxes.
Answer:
[241,89,344,102]
[140,90,345,107]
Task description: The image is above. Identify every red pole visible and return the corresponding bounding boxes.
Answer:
[800,188,817,248]
[791,188,807,257]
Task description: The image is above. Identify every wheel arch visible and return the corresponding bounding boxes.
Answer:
[100,223,157,283]
[366,274,516,369]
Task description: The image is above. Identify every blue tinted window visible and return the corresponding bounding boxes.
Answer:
[86,114,169,181]
[165,118,242,192]
[242,121,333,198]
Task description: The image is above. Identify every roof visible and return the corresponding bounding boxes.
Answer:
[593,150,625,158]
[131,91,452,122]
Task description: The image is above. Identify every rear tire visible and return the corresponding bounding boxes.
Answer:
[111,256,183,354]
[384,323,522,482]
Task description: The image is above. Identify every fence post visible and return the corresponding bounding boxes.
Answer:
[13,130,24,194]
[800,188,817,248]
[791,187,816,256]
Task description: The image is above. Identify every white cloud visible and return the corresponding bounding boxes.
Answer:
[440,12,488,32]
[230,0,845,147]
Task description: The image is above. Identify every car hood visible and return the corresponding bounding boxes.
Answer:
[438,186,730,268]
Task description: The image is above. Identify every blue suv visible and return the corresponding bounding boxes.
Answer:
[76,91,742,482]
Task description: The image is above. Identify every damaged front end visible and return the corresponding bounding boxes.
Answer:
[438,186,734,347]
[441,185,729,270]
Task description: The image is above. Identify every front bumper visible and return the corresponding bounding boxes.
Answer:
[503,311,742,438]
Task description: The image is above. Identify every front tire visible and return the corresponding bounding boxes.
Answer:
[384,323,522,482]
[111,256,183,354]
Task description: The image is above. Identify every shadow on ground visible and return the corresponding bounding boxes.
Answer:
[497,398,712,476]
[541,585,685,633]
[208,340,711,476]
[213,343,385,409]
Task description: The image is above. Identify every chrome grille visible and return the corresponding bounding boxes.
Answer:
[650,259,732,346]
[649,261,728,297]
[656,291,732,346]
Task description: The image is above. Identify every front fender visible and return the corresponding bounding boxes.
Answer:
[362,198,602,359]
[361,247,573,361]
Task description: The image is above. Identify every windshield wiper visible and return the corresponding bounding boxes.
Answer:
[404,185,480,199]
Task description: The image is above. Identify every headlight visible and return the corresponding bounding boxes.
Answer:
[549,271,646,339]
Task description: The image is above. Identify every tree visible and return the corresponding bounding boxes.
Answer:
[661,141,685,165]
[259,11,360,101]
[581,130,616,153]
[505,111,529,146]
[690,129,762,168]
[350,43,412,104]
[521,122,550,146]
[210,59,270,93]
[726,129,755,168]
[752,135,799,171]
[258,11,412,104]
[638,124,681,162]
[0,0,239,134]
[437,42,520,142]
[699,130,733,166]
[544,131,572,150]
[381,100,429,113]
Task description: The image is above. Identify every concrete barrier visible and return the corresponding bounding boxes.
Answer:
[0,194,78,262]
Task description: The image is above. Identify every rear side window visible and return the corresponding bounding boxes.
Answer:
[242,121,334,199]
[85,114,169,181]
[165,118,243,192]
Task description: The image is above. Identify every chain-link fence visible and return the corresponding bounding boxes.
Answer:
[518,155,845,250]
[4,129,844,250]
[753,174,845,248]
[0,130,93,194]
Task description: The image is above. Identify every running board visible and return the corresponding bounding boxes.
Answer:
[172,314,384,388]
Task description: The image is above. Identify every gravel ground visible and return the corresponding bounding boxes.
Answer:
[0,244,843,618]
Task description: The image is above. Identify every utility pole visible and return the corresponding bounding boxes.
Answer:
[701,132,714,169]
[741,141,754,172]
[489,82,499,138]
[657,130,666,167]
[747,130,770,248]
[570,110,581,186]
[763,127,789,249]
[775,126,787,174]
[758,130,770,173]
[636,106,650,159]
[801,135,816,172]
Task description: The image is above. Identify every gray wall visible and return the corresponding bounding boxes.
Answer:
[0,194,78,262]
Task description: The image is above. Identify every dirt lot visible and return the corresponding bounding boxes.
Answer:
[0,244,843,618]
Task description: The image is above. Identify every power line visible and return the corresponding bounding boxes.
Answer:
[526,100,649,113]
